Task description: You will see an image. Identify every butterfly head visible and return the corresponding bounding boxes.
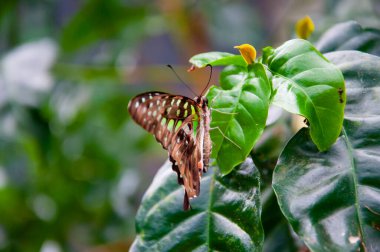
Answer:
[195,96,208,109]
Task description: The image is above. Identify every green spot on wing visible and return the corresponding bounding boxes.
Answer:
[191,105,195,115]
[161,118,166,126]
[175,121,182,132]
[191,105,198,120]
[193,120,198,136]
[168,119,174,131]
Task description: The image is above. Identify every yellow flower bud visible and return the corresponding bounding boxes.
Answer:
[234,44,256,64]
[295,15,315,39]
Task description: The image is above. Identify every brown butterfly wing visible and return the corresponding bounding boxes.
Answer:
[168,115,203,210]
[128,92,196,148]
[128,92,204,210]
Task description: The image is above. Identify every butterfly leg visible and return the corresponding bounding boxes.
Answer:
[209,90,223,106]
[211,108,238,115]
[209,91,238,115]
[210,126,241,150]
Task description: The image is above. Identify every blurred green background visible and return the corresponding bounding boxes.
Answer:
[0,0,379,251]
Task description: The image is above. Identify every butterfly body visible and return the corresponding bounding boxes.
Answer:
[128,92,211,210]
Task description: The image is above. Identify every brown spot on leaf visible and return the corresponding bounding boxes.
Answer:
[338,88,344,103]
[303,118,310,126]
[373,223,380,231]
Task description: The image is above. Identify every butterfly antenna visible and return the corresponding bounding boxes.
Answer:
[167,65,197,96]
[200,64,213,96]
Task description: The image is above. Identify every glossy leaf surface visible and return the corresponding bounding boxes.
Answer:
[265,39,345,151]
[273,51,380,251]
[130,158,263,251]
[317,21,380,56]
[208,63,271,174]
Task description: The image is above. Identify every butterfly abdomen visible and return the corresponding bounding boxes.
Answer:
[202,105,211,173]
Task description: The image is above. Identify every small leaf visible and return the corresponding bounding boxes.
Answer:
[317,21,380,56]
[208,63,271,174]
[266,39,345,151]
[189,52,246,68]
[273,51,380,251]
[130,158,264,251]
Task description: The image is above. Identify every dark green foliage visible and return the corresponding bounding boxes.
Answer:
[131,158,263,251]
[273,51,380,251]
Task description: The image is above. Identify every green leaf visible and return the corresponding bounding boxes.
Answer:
[208,63,271,174]
[130,158,264,251]
[272,51,380,251]
[189,52,246,68]
[266,39,345,151]
[317,21,380,56]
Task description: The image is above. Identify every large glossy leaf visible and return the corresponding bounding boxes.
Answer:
[265,39,346,151]
[130,158,263,251]
[317,21,380,56]
[273,51,380,251]
[207,63,271,174]
[189,52,246,67]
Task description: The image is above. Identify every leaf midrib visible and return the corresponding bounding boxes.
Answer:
[206,170,215,250]
[146,168,254,249]
[342,127,366,246]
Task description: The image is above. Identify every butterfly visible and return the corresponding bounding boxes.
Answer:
[127,65,212,210]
